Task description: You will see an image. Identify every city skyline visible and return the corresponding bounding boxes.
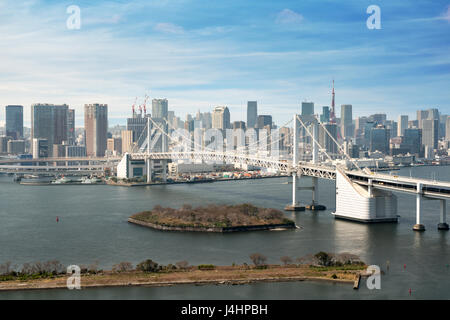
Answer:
[0,1,449,127]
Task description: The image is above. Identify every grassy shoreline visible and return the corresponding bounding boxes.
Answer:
[0,264,364,292]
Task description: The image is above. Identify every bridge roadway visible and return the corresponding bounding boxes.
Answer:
[0,152,449,200]
[134,152,450,200]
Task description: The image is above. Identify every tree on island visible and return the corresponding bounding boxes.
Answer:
[280,256,293,266]
[136,259,160,273]
[314,252,333,267]
[176,260,189,270]
[112,262,134,273]
[249,253,267,267]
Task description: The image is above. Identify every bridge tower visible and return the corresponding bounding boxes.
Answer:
[305,120,326,211]
[146,117,152,183]
[285,114,305,211]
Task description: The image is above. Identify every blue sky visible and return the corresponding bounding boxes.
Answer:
[0,0,449,126]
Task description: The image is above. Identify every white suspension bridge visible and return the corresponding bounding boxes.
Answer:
[1,114,449,231]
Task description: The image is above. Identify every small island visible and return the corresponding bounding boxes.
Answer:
[128,204,296,232]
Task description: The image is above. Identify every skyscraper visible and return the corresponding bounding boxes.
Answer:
[53,104,69,145]
[370,125,390,154]
[121,130,134,153]
[446,116,450,142]
[127,116,148,143]
[301,102,314,116]
[5,105,23,139]
[320,106,330,123]
[402,128,422,155]
[152,99,168,120]
[319,123,338,155]
[84,104,108,157]
[421,119,438,150]
[31,104,54,157]
[257,115,273,129]
[247,101,257,128]
[369,114,387,125]
[212,106,230,130]
[68,109,75,145]
[340,104,353,139]
[398,115,408,137]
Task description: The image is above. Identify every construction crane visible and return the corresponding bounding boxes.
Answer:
[143,94,149,116]
[132,97,137,117]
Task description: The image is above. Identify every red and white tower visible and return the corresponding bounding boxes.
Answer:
[330,79,336,124]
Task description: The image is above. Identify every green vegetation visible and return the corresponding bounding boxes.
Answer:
[131,203,295,229]
[198,264,216,270]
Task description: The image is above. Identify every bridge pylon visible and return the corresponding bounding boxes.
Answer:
[285,114,305,211]
[305,122,326,211]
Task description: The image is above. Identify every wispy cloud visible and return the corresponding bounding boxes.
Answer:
[154,22,185,34]
[275,9,304,25]
[441,5,450,21]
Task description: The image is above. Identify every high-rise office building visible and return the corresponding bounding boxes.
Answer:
[152,99,168,120]
[107,137,122,155]
[127,116,148,143]
[232,121,246,130]
[5,105,23,139]
[68,109,75,145]
[0,136,12,154]
[53,104,69,145]
[319,123,338,156]
[402,128,422,155]
[398,115,409,137]
[369,114,387,125]
[421,119,438,150]
[212,106,230,130]
[7,140,25,154]
[370,125,390,154]
[32,138,49,158]
[446,116,450,141]
[320,106,330,123]
[121,130,134,153]
[301,102,314,116]
[340,104,353,139]
[84,104,108,157]
[247,101,257,129]
[31,104,55,157]
[417,110,428,128]
[257,115,272,129]
[66,145,86,157]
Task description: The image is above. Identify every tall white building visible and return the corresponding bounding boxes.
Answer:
[212,106,230,130]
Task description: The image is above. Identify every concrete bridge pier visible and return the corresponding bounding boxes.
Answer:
[285,173,305,211]
[146,159,152,183]
[306,177,326,211]
[413,182,426,231]
[438,200,449,230]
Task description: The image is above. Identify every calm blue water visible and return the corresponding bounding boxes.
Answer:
[0,166,449,299]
